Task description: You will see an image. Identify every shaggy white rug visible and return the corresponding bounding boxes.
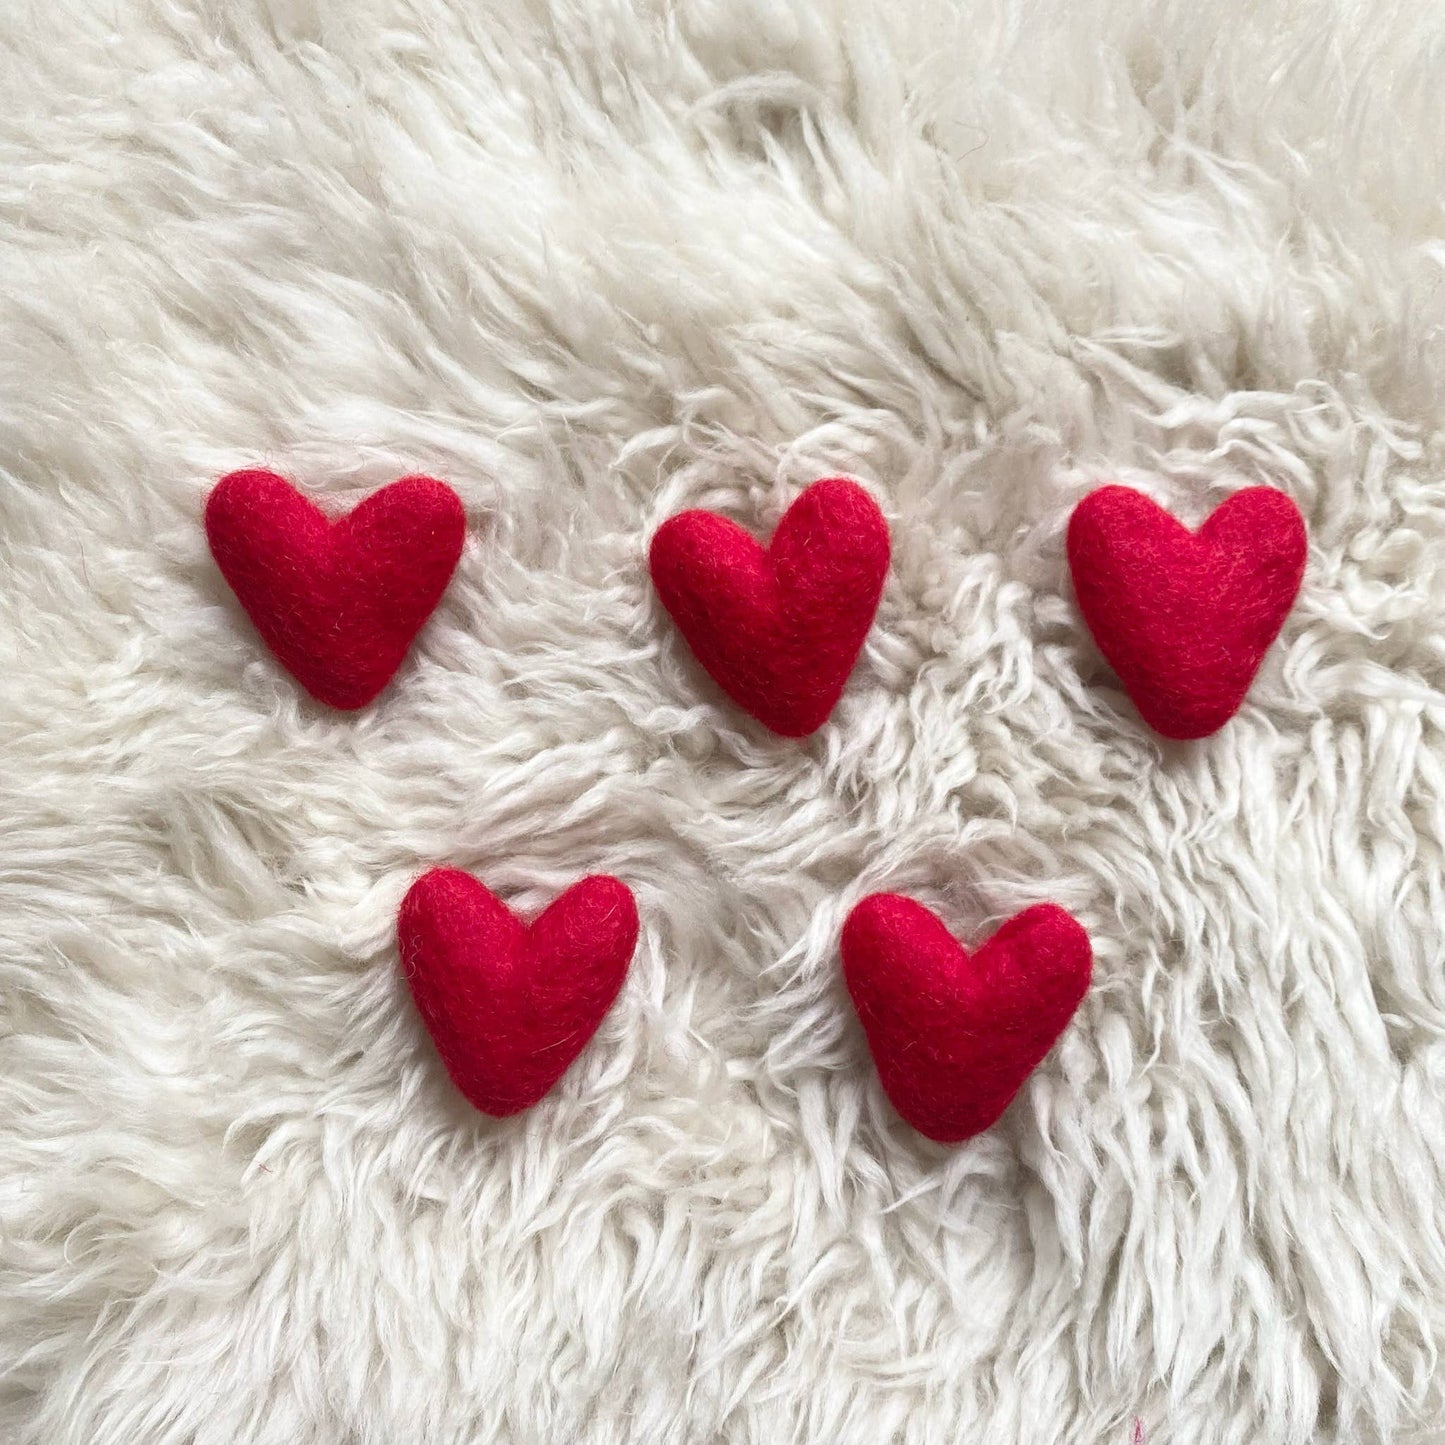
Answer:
[4,2,1445,1442]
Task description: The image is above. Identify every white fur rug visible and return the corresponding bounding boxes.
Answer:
[4,2,1445,1442]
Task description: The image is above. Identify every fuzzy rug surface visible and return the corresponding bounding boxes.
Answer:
[4,3,1445,1443]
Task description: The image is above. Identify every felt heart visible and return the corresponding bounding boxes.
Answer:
[396,869,638,1117]
[206,469,466,710]
[1067,484,1306,739]
[649,477,890,737]
[841,895,1092,1143]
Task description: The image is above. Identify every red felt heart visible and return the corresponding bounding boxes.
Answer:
[842,895,1092,1143]
[1067,484,1306,739]
[649,478,890,737]
[396,869,638,1117]
[206,469,466,710]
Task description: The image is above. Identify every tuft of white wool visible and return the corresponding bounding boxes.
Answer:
[2,1,1444,1442]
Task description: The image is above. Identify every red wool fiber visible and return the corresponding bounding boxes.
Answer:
[396,869,638,1117]
[648,477,890,737]
[842,895,1092,1144]
[1067,484,1306,739]
[205,469,466,710]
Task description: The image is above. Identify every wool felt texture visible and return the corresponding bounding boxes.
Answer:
[396,869,638,1117]
[1067,484,1307,739]
[205,469,466,710]
[648,477,890,736]
[12,2,1445,1441]
[841,895,1093,1144]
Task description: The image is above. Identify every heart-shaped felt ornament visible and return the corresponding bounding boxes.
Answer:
[396,869,638,1117]
[206,469,466,710]
[1067,484,1306,739]
[842,895,1092,1143]
[649,477,890,737]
